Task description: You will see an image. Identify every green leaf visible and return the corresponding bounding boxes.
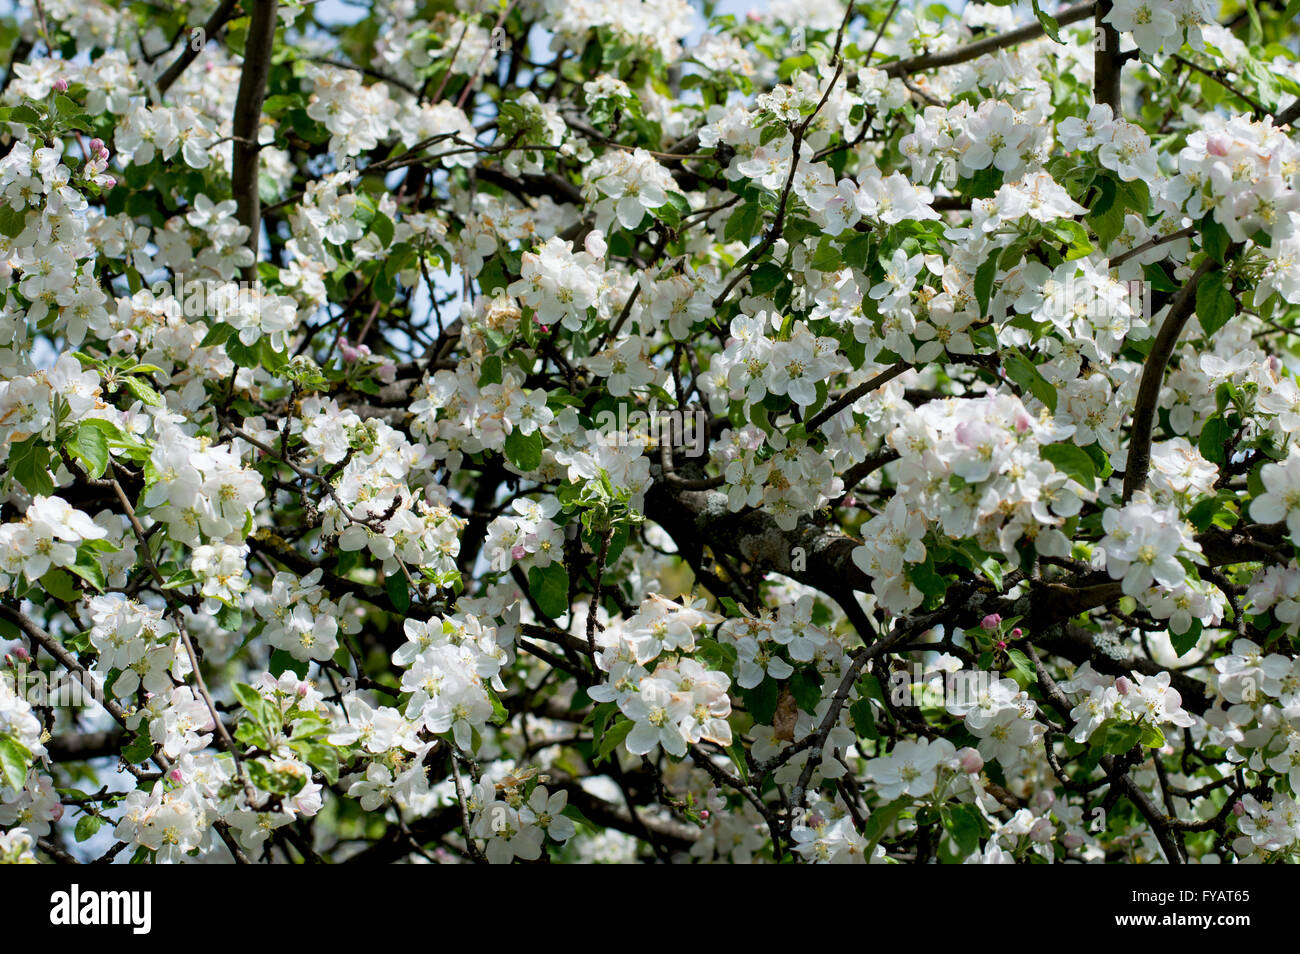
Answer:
[850,676,882,740]
[1005,648,1035,683]
[788,668,823,713]
[1115,177,1150,215]
[1170,618,1203,658]
[0,735,32,791]
[907,556,948,602]
[943,803,986,857]
[974,253,998,317]
[1040,442,1096,489]
[121,730,155,764]
[66,421,109,478]
[7,437,55,497]
[269,648,309,679]
[1030,0,1062,42]
[809,238,841,271]
[595,717,634,764]
[0,204,27,238]
[1200,213,1230,265]
[843,232,872,271]
[371,212,394,248]
[68,550,106,594]
[1088,176,1126,248]
[1198,415,1231,465]
[749,262,785,296]
[39,568,80,601]
[1196,271,1235,338]
[503,428,543,472]
[1096,721,1143,755]
[527,562,570,620]
[724,203,760,243]
[232,682,265,715]
[740,677,779,726]
[122,375,164,408]
[1003,349,1058,413]
[488,689,509,726]
[864,797,909,855]
[74,813,104,842]
[386,571,411,613]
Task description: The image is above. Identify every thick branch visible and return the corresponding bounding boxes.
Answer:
[881,2,1096,79]
[230,0,278,279]
[155,0,239,96]
[1121,258,1216,502]
[1094,0,1122,112]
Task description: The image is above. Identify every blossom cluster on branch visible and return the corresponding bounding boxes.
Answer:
[0,0,1299,864]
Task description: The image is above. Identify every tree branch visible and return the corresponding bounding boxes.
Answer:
[230,0,278,280]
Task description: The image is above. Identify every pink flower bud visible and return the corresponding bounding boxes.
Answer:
[995,640,1007,651]
[1232,800,1245,817]
[13,646,29,663]
[1206,136,1229,157]
[339,340,360,362]
[843,495,856,507]
[169,768,184,783]
[53,78,68,93]
[50,804,64,822]
[957,747,983,774]
[89,138,104,153]
[1115,676,1133,696]
[297,682,309,698]
[102,177,116,190]
[698,809,709,819]
[1009,628,1022,639]
[511,544,527,560]
[376,360,396,384]
[981,613,1002,630]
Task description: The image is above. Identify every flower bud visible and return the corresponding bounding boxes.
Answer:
[981,613,1001,630]
[1115,676,1132,696]
[957,747,983,774]
[53,78,68,93]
